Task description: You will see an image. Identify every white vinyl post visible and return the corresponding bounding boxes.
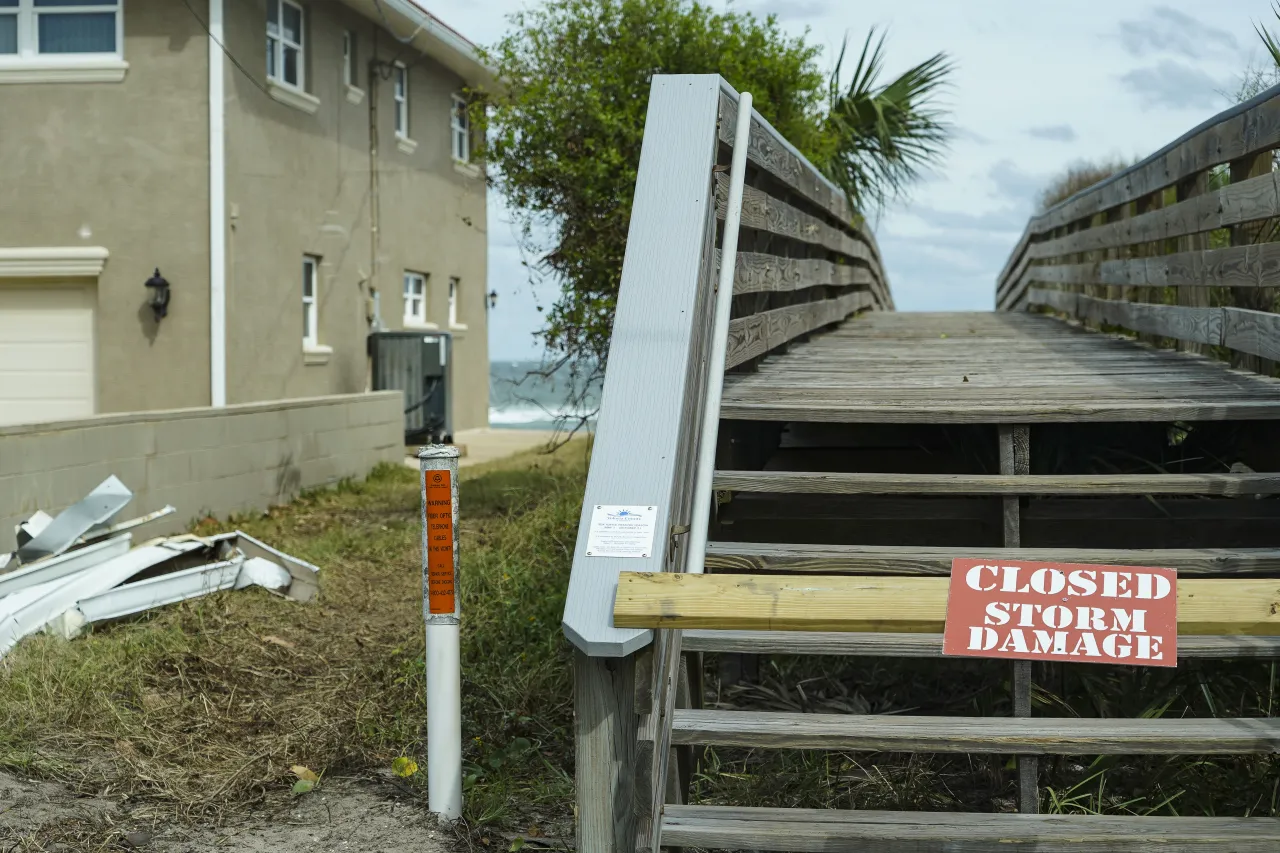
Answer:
[420,445,462,820]
[686,91,753,575]
[208,0,227,407]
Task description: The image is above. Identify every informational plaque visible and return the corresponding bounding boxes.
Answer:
[425,469,456,615]
[942,558,1177,667]
[585,505,657,558]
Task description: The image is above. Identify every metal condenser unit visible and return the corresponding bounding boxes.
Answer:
[368,331,453,444]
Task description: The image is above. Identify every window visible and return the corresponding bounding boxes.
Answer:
[404,271,427,325]
[393,62,408,137]
[0,0,123,59]
[451,94,469,162]
[266,0,303,90]
[342,29,355,87]
[302,255,319,347]
[448,276,460,327]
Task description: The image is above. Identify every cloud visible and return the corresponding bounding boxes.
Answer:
[951,127,992,145]
[988,159,1045,204]
[1027,124,1077,142]
[1119,60,1225,110]
[1117,6,1238,59]
[748,0,829,19]
[906,205,1028,235]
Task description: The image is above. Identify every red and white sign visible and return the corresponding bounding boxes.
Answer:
[942,559,1177,667]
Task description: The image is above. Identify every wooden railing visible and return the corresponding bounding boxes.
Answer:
[559,74,891,852]
[996,84,1280,374]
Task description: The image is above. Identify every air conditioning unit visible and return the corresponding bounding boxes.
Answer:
[368,331,453,444]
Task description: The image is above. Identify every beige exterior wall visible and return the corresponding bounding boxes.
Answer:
[0,0,489,431]
[0,391,403,554]
[222,0,489,431]
[0,0,212,414]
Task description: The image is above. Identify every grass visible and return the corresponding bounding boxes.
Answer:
[0,440,591,848]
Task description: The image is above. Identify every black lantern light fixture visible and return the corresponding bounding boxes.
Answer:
[487,289,498,310]
[145,268,170,321]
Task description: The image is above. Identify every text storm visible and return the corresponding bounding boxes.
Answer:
[942,559,1177,667]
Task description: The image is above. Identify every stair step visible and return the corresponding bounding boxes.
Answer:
[714,470,1280,496]
[682,630,1280,658]
[661,806,1280,851]
[704,542,1280,575]
[657,709,1280,754]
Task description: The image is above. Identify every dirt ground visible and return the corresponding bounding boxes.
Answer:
[0,771,453,852]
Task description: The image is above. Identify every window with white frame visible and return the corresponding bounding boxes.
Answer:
[450,94,469,162]
[342,29,355,87]
[266,0,304,90]
[448,276,460,327]
[302,255,319,347]
[404,271,427,325]
[0,0,123,59]
[393,63,408,137]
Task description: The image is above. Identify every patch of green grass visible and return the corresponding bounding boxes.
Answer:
[0,440,590,843]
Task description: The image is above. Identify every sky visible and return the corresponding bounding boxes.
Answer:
[424,0,1280,361]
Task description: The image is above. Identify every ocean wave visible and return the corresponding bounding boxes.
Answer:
[489,405,597,426]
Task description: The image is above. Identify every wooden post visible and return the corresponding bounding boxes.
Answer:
[999,424,1036,814]
[1176,172,1210,355]
[575,650,638,853]
[1230,152,1274,374]
[1133,192,1161,347]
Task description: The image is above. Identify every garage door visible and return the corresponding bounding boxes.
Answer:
[0,283,95,427]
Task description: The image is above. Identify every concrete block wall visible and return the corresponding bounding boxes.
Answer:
[0,392,403,553]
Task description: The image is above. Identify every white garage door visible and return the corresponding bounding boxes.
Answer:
[0,283,95,427]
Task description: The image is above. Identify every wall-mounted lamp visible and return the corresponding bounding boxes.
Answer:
[145,268,171,321]
[487,289,498,310]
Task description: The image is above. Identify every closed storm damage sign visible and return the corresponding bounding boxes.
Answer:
[943,559,1177,667]
[425,469,456,615]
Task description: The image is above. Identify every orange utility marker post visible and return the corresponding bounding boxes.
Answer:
[420,445,461,821]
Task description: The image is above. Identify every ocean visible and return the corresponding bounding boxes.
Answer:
[489,360,601,431]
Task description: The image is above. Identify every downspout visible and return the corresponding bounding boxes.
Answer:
[209,0,227,407]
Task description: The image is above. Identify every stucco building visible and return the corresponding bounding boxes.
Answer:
[0,0,491,432]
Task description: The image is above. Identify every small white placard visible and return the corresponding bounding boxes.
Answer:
[585,504,657,558]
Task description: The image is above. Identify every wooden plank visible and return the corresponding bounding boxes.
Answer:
[658,709,1280,754]
[999,424,1036,815]
[1230,150,1276,374]
[1176,171,1212,356]
[725,291,873,369]
[562,75,722,658]
[725,250,874,295]
[703,542,1280,576]
[1018,242,1280,290]
[712,471,1280,496]
[1223,306,1280,362]
[1030,92,1280,235]
[718,87,853,224]
[574,651,638,853]
[614,572,1280,635]
[717,171,869,261]
[1026,171,1280,262]
[1029,289,1222,345]
[681,630,1280,659]
[662,805,1280,851]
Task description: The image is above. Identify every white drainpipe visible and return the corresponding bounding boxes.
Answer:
[209,0,227,407]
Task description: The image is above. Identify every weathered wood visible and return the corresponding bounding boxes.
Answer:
[999,424,1036,815]
[718,87,853,224]
[725,291,874,369]
[716,172,870,262]
[1230,150,1276,374]
[1029,92,1280,235]
[1176,171,1212,355]
[575,651,638,853]
[1223,306,1280,362]
[712,470,1280,496]
[1016,242,1280,290]
[723,250,879,296]
[681,630,1280,659]
[1030,289,1223,345]
[703,542,1280,576]
[613,572,1280,635]
[662,805,1280,851]
[654,709,1280,754]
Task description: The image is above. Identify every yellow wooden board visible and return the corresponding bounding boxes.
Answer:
[613,572,1280,636]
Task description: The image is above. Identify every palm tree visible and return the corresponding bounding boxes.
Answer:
[819,28,954,213]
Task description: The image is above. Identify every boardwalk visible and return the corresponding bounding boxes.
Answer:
[723,311,1280,423]
[562,75,1280,851]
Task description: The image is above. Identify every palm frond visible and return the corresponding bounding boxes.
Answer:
[820,27,954,213]
[1259,3,1280,68]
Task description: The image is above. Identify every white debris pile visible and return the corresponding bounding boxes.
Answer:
[0,475,319,660]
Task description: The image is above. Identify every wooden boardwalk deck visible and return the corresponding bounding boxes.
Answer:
[722,311,1280,423]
